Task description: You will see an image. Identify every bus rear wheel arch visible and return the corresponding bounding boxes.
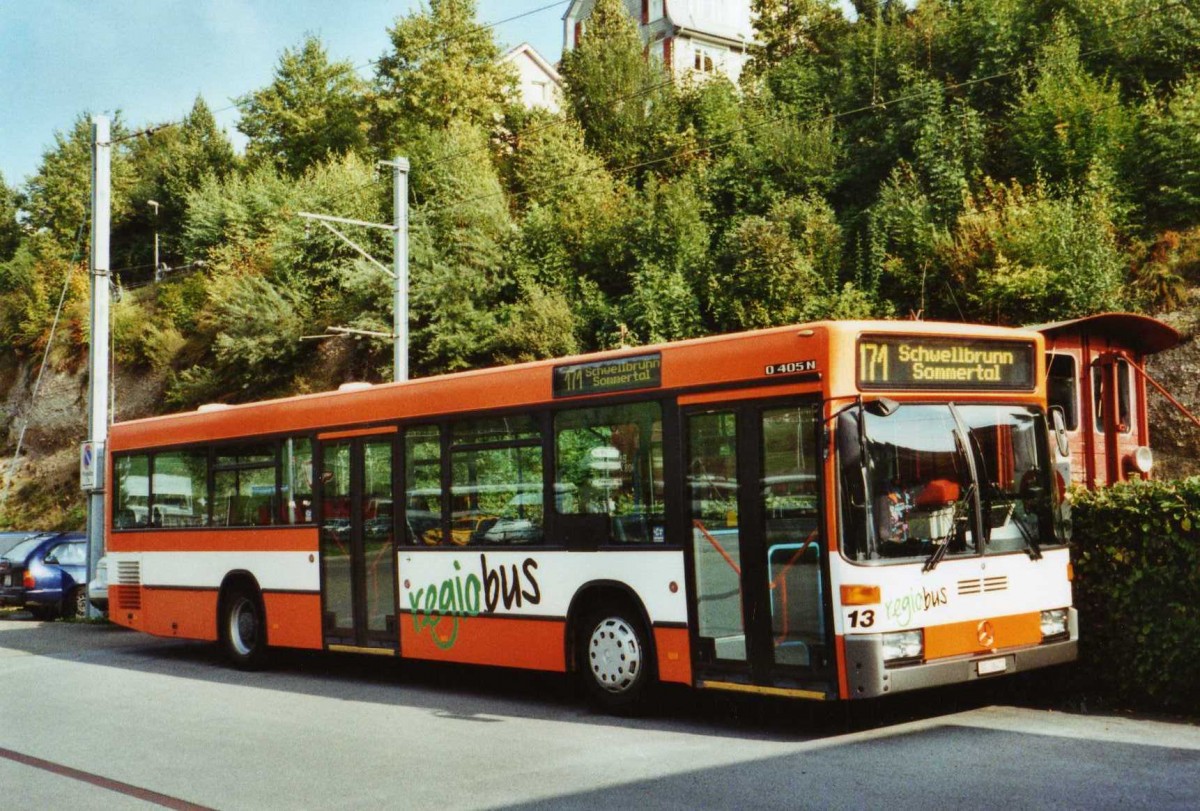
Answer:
[218,576,268,670]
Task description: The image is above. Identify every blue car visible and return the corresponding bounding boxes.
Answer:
[0,532,89,619]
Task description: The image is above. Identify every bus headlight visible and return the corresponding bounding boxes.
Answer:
[1040,608,1069,641]
[882,630,923,663]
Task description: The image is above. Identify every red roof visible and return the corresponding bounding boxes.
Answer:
[1031,312,1181,355]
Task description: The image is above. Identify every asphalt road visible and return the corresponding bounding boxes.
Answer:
[2,613,1198,810]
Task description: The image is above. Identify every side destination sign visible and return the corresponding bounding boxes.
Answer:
[858,335,1035,391]
[554,353,662,398]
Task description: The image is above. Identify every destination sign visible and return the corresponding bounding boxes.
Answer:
[857,335,1035,391]
[553,353,662,398]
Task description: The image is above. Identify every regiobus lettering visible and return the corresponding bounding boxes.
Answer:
[408,555,541,649]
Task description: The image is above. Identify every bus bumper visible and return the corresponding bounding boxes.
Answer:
[844,609,1079,699]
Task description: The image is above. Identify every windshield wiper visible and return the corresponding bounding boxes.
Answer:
[923,482,974,573]
[925,406,985,572]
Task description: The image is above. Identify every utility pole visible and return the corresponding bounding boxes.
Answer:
[391,157,410,382]
[83,115,111,618]
[296,155,410,382]
[148,199,160,280]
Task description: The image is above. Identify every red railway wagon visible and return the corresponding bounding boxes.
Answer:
[1035,312,1182,488]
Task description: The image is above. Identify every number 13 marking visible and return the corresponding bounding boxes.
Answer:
[847,609,876,629]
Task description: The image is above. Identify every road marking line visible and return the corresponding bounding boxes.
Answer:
[0,746,214,810]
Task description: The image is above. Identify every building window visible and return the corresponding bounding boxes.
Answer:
[692,43,724,74]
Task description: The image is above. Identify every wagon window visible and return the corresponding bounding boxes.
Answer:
[1092,359,1132,434]
[1046,354,1078,431]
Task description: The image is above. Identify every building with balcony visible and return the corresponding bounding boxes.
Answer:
[564,0,757,85]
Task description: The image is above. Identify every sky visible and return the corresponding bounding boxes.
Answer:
[0,0,568,187]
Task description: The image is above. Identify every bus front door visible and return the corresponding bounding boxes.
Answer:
[319,435,398,652]
[685,401,832,696]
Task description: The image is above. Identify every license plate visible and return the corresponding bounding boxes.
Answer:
[977,657,1007,676]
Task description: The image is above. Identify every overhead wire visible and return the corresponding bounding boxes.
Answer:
[102,0,1194,273]
[419,0,1193,217]
[2,205,90,506]
[107,0,572,148]
[246,1,574,216]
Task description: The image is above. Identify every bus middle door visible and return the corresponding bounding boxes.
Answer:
[684,399,832,697]
[319,432,398,653]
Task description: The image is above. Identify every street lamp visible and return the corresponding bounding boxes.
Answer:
[147,199,160,280]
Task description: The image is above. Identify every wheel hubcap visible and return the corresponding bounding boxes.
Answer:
[229,598,257,656]
[588,617,642,694]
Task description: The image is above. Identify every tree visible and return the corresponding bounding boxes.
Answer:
[621,176,709,343]
[128,97,238,268]
[406,122,513,372]
[371,0,516,152]
[1008,25,1130,188]
[1128,73,1200,232]
[0,172,21,261]
[558,0,678,171]
[171,271,309,405]
[505,115,635,348]
[238,35,368,175]
[23,113,135,247]
[751,0,847,63]
[709,195,856,330]
[940,178,1128,323]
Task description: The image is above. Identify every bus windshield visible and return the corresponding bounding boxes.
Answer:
[839,403,1059,564]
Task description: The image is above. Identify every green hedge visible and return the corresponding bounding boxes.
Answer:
[1070,478,1200,715]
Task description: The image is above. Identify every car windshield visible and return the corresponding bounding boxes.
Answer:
[839,403,1060,564]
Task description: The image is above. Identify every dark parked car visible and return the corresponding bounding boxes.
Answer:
[0,532,88,619]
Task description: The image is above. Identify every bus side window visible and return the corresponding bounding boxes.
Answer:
[212,444,277,527]
[404,426,443,545]
[553,401,664,546]
[114,454,151,530]
[152,449,209,527]
[450,416,543,546]
[281,437,313,524]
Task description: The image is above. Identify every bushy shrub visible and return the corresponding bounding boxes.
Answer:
[1071,478,1200,715]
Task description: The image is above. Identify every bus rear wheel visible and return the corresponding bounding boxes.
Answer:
[577,606,653,714]
[221,587,267,670]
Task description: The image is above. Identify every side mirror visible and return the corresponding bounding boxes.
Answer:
[865,397,900,417]
[43,554,58,565]
[1049,406,1070,458]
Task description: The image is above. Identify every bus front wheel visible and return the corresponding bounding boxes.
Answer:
[577,606,653,714]
[221,587,267,670]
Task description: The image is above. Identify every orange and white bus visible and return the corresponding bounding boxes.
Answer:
[105,320,1076,710]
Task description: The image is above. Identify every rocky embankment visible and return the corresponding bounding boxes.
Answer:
[1146,302,1200,481]
[0,356,165,529]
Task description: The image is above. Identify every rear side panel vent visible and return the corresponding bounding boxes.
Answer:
[116,560,142,610]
